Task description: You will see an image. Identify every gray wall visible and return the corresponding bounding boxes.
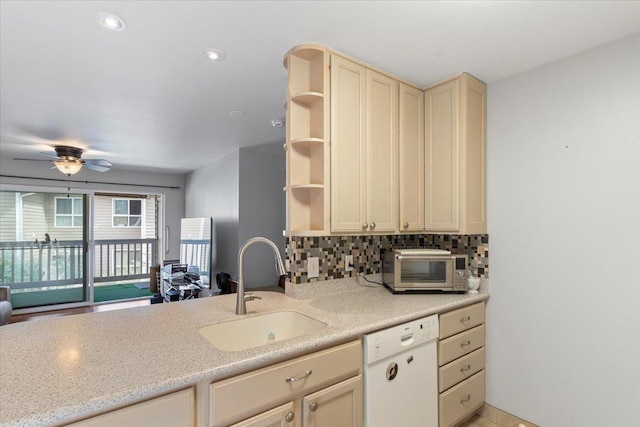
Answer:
[0,157,185,261]
[184,145,285,288]
[239,146,286,288]
[486,33,640,426]
[185,150,240,279]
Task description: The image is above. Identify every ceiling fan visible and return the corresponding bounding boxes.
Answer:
[14,145,113,175]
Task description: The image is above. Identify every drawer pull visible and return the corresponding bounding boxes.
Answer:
[285,370,312,383]
[460,315,471,323]
[285,412,295,422]
[460,340,471,348]
[309,401,318,412]
[460,394,471,404]
[460,364,471,372]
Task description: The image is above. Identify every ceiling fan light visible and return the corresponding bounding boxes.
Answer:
[54,160,83,175]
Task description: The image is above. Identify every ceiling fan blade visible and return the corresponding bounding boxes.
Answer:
[39,152,62,159]
[84,159,112,167]
[83,162,111,172]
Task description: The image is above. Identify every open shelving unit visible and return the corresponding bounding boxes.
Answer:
[283,44,330,235]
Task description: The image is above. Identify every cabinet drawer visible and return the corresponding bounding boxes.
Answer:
[210,340,361,427]
[68,388,195,427]
[439,302,485,339]
[439,370,485,427]
[438,325,485,366]
[439,347,485,393]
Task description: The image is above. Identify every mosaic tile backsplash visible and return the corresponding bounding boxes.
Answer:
[285,234,489,284]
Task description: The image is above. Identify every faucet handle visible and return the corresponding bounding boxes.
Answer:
[244,292,262,302]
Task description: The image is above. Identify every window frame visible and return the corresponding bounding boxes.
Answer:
[112,198,142,228]
[54,196,84,228]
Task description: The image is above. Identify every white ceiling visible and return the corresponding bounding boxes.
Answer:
[1,1,639,174]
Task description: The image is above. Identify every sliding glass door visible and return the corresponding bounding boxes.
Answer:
[0,190,88,309]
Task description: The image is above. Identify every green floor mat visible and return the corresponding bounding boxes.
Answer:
[94,284,153,302]
[10,283,153,309]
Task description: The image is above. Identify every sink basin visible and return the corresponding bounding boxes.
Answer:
[199,310,328,351]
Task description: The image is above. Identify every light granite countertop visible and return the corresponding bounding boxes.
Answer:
[0,278,489,427]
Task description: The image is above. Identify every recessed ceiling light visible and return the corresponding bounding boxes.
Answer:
[97,12,126,31]
[203,48,226,61]
[230,110,245,117]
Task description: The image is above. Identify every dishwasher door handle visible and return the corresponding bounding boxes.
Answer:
[400,333,414,346]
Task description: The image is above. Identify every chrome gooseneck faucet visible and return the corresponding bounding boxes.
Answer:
[236,237,286,315]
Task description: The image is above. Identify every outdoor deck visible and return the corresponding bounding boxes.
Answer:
[1,238,211,309]
[1,238,156,309]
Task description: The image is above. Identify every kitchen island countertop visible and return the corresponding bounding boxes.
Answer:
[0,278,489,427]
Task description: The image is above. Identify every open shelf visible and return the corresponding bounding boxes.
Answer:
[284,44,329,234]
[291,138,325,149]
[289,186,325,232]
[291,184,324,190]
[291,91,324,106]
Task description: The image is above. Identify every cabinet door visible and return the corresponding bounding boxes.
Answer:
[399,83,424,232]
[302,375,363,427]
[425,78,460,232]
[68,388,194,427]
[366,70,398,233]
[330,54,367,232]
[230,401,295,427]
[460,74,487,234]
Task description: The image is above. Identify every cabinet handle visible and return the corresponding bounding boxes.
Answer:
[370,222,376,229]
[309,401,318,412]
[460,340,471,348]
[460,315,471,323]
[460,394,471,404]
[362,223,368,230]
[460,364,471,372]
[403,222,409,229]
[285,370,312,383]
[285,412,295,422]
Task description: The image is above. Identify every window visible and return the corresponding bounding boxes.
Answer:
[55,197,83,227]
[112,199,142,227]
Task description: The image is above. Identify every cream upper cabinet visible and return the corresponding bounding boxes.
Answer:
[399,83,425,232]
[425,73,487,234]
[330,54,367,233]
[284,44,487,236]
[330,54,398,233]
[366,70,398,233]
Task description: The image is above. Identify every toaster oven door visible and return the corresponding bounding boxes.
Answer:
[398,257,453,289]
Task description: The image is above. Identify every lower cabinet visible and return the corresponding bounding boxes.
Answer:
[438,371,485,427]
[66,387,195,427]
[302,376,363,427]
[231,376,363,427]
[229,401,296,427]
[437,302,486,427]
[210,340,363,427]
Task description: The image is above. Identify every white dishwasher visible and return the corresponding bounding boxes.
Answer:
[364,315,439,427]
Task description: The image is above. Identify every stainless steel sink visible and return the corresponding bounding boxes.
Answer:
[199,310,327,351]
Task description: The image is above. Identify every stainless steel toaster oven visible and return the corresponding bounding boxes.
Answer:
[382,249,468,293]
